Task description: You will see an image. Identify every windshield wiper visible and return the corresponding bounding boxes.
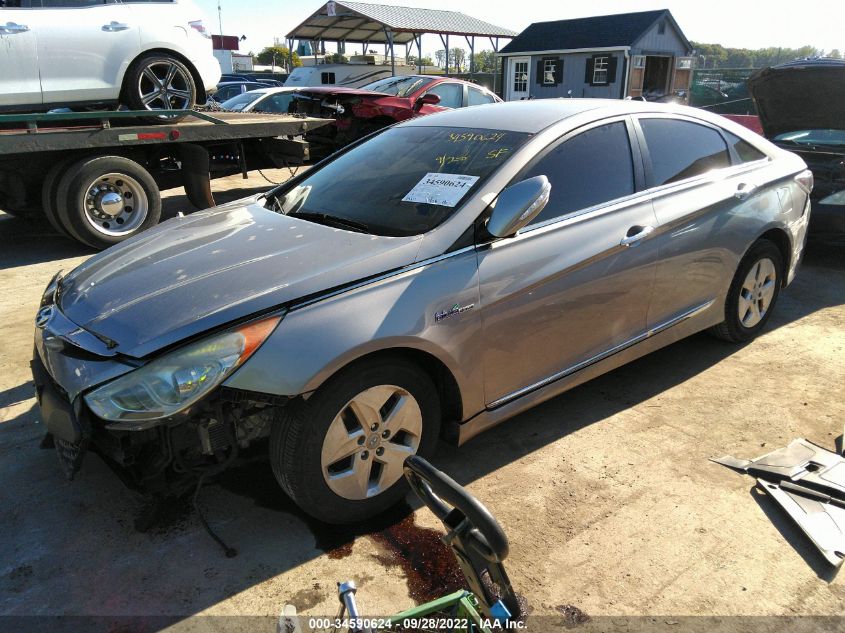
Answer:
[287,211,371,233]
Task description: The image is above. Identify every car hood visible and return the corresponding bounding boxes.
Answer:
[748,60,845,138]
[57,200,421,359]
[298,87,392,99]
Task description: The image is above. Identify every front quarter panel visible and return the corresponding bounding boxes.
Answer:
[224,248,485,420]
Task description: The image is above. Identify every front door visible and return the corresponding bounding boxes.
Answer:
[0,4,41,106]
[477,119,659,406]
[508,57,530,101]
[28,0,140,104]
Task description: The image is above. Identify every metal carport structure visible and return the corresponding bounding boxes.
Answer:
[285,1,516,84]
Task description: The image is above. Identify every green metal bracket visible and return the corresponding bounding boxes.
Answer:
[387,590,493,632]
[0,109,227,128]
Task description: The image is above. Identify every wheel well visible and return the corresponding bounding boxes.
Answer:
[757,228,792,286]
[121,48,208,105]
[330,347,463,439]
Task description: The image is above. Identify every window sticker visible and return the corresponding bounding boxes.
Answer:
[402,173,480,207]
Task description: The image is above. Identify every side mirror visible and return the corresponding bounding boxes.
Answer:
[486,176,551,238]
[414,93,441,111]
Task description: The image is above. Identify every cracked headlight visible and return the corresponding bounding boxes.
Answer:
[84,316,280,422]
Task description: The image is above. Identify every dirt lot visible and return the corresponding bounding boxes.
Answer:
[1,170,844,631]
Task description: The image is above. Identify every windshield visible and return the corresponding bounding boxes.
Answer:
[360,76,435,97]
[220,91,265,111]
[272,126,530,236]
[774,129,845,147]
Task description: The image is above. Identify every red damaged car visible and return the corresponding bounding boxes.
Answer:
[293,75,501,156]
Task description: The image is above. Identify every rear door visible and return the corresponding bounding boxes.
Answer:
[634,116,768,329]
[29,0,139,104]
[477,118,659,407]
[0,1,41,106]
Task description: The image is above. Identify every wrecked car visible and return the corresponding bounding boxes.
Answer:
[748,58,845,237]
[292,75,501,156]
[33,99,811,524]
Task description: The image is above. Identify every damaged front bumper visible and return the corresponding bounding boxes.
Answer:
[31,292,288,493]
[713,438,845,567]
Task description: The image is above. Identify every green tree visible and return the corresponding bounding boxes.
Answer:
[434,49,445,68]
[472,50,498,73]
[449,48,467,72]
[829,48,842,59]
[324,53,348,64]
[256,46,301,68]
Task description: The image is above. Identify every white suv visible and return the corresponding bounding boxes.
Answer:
[0,0,221,120]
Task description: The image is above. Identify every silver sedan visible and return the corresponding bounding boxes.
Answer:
[32,99,812,523]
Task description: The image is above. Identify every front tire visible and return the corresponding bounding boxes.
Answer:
[709,239,783,342]
[124,53,197,123]
[270,358,441,524]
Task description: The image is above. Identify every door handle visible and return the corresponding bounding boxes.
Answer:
[2,22,30,34]
[102,21,130,32]
[620,225,655,247]
[734,182,758,200]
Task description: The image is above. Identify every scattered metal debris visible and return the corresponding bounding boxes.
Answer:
[713,438,845,567]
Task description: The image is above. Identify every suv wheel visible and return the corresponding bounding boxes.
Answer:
[124,53,197,122]
[270,357,441,524]
[709,239,783,342]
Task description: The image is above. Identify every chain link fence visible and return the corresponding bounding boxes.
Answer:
[690,68,757,115]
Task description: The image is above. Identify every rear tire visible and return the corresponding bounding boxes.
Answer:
[123,53,197,123]
[41,156,78,238]
[709,239,783,342]
[55,156,161,250]
[270,357,441,524]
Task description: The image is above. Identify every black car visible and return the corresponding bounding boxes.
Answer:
[748,58,845,237]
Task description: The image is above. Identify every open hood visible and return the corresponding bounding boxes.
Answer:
[748,59,845,138]
[57,201,420,359]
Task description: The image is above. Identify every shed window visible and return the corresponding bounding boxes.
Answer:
[658,20,666,34]
[321,72,336,84]
[592,57,609,85]
[543,58,557,85]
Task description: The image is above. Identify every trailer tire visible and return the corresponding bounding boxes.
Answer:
[123,53,197,123]
[55,156,161,250]
[41,157,78,238]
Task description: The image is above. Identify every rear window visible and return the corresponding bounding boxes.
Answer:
[641,118,730,185]
[273,126,531,236]
[723,131,767,163]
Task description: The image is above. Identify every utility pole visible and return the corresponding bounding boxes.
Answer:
[217,0,223,37]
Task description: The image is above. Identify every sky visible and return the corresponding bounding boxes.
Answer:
[194,0,845,58]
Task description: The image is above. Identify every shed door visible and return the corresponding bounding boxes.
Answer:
[508,57,530,101]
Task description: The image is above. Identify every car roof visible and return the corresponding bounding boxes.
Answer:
[400,98,728,133]
[245,87,299,95]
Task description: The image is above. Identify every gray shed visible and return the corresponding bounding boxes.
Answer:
[498,9,693,101]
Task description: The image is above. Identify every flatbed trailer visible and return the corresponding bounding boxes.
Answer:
[0,109,330,249]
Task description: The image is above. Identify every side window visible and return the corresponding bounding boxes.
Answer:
[468,87,495,106]
[523,122,635,226]
[260,93,294,113]
[723,130,767,164]
[426,83,463,109]
[640,118,731,186]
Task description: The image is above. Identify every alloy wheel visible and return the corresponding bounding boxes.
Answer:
[738,257,777,328]
[320,385,422,500]
[137,61,193,111]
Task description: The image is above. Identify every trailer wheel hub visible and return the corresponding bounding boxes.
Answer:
[95,191,124,217]
[82,173,148,237]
